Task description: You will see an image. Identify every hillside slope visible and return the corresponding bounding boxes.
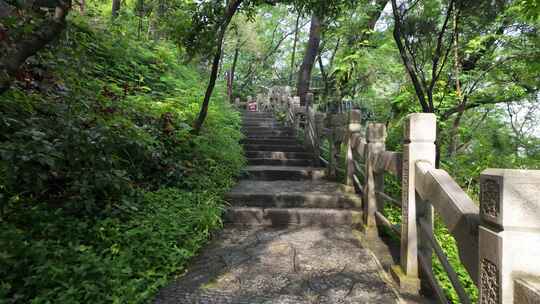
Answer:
[0,17,245,303]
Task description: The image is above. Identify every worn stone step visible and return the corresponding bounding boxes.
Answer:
[242,138,299,145]
[226,180,361,209]
[225,207,363,227]
[242,165,326,181]
[244,144,306,152]
[247,158,313,166]
[245,151,312,159]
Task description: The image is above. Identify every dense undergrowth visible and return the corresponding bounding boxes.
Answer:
[0,15,244,303]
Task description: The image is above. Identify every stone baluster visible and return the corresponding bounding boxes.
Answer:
[235,97,240,108]
[346,110,362,187]
[390,113,436,293]
[363,123,386,231]
[292,96,301,131]
[478,169,540,304]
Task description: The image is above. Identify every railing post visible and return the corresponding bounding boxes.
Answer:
[234,97,240,108]
[363,123,386,231]
[286,97,298,128]
[327,114,337,179]
[391,113,436,293]
[314,112,325,167]
[326,113,345,180]
[304,93,320,165]
[346,110,362,187]
[478,169,540,304]
[294,96,302,131]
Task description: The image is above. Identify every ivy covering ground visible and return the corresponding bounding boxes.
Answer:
[0,16,245,303]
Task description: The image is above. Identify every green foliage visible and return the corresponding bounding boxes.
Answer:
[0,12,244,303]
[432,221,478,303]
[0,188,223,303]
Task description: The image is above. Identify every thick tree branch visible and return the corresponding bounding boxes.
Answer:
[390,0,429,112]
[427,0,454,110]
[441,93,533,120]
[0,1,71,94]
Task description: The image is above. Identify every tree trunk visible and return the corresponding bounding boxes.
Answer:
[447,1,463,158]
[229,44,240,103]
[112,0,121,18]
[289,14,300,85]
[296,14,321,105]
[447,110,464,157]
[193,0,243,134]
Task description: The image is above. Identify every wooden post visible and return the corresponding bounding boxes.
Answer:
[363,123,386,230]
[346,110,362,187]
[390,113,436,293]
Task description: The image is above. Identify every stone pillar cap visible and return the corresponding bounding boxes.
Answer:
[404,113,436,142]
[480,169,540,230]
[367,123,386,142]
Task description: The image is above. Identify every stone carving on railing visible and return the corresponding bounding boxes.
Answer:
[480,258,500,304]
[480,178,501,219]
[479,169,540,304]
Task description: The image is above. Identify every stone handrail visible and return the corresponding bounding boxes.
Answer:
[241,87,540,304]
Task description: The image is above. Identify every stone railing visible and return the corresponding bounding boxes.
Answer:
[238,87,540,304]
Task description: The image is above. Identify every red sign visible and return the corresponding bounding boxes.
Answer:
[248,102,257,112]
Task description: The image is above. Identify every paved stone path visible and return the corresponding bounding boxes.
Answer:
[154,110,402,303]
[154,226,399,303]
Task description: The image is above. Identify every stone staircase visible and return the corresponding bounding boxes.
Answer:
[154,110,402,304]
[225,110,363,227]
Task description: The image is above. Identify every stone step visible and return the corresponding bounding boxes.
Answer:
[242,127,293,133]
[226,180,361,209]
[245,136,298,142]
[242,118,278,123]
[242,138,299,145]
[224,207,363,227]
[242,113,274,118]
[242,117,278,121]
[247,158,313,166]
[243,130,295,137]
[242,123,281,129]
[245,151,312,159]
[244,144,306,152]
[242,165,326,181]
